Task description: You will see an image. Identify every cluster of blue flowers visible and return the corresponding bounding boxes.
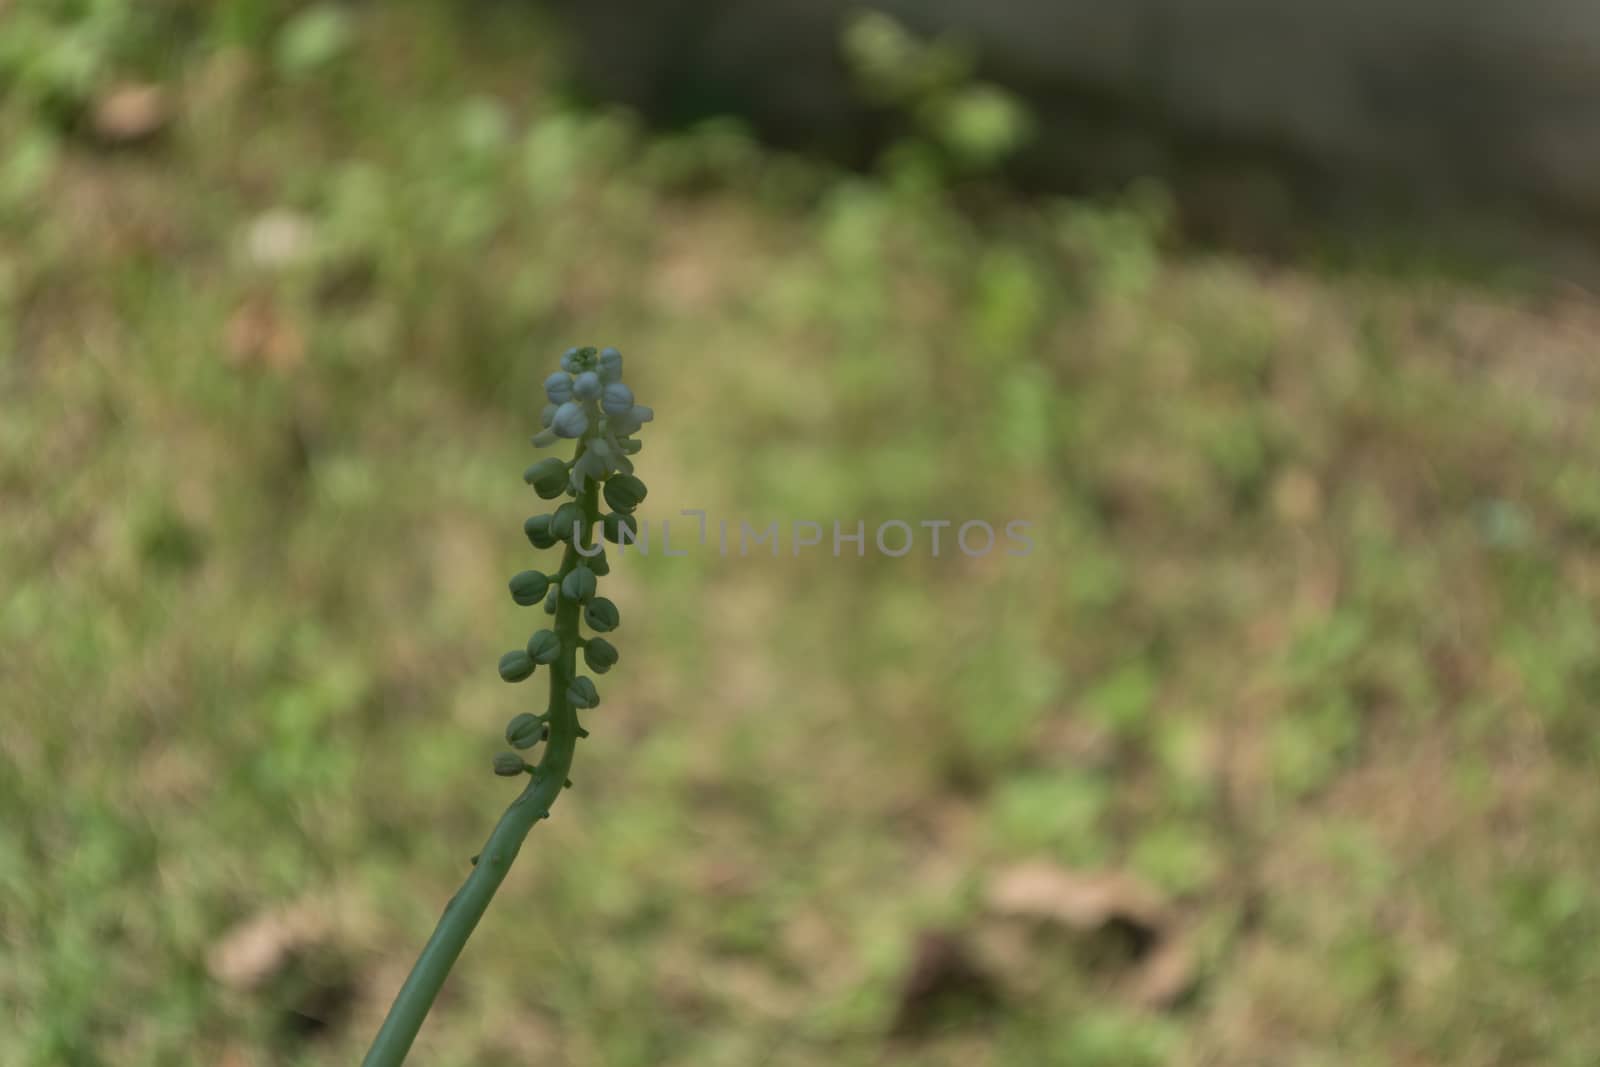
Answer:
[491,345,651,778]
[360,344,657,1067]
[531,346,654,494]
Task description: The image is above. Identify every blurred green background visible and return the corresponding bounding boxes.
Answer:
[4,3,1600,1065]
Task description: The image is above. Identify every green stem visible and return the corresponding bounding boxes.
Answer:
[362,458,601,1067]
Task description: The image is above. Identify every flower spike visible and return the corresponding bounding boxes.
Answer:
[363,344,655,1067]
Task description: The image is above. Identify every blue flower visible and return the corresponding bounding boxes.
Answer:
[573,371,601,400]
[601,382,634,416]
[598,347,623,382]
[545,372,573,404]
[552,401,589,438]
[609,404,654,436]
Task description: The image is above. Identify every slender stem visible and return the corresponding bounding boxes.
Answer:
[362,459,601,1067]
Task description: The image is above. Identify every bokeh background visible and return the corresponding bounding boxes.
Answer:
[4,3,1600,1065]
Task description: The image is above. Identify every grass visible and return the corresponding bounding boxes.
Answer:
[4,2,1600,1065]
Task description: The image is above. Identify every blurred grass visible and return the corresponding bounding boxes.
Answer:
[4,2,1600,1065]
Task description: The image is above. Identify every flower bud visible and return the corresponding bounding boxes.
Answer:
[584,597,620,632]
[571,449,606,492]
[608,404,655,436]
[550,502,582,541]
[605,449,634,476]
[523,457,569,499]
[562,565,597,603]
[603,474,647,513]
[602,511,639,544]
[498,649,536,682]
[524,513,558,549]
[505,712,545,749]
[601,381,634,416]
[560,347,582,373]
[583,637,618,673]
[585,548,610,576]
[527,629,562,665]
[566,676,599,709]
[541,403,557,428]
[573,371,601,400]
[552,401,589,439]
[508,570,550,606]
[544,372,573,404]
[598,347,623,382]
[493,751,528,777]
[543,588,558,615]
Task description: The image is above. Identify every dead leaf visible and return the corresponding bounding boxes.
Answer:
[1127,935,1196,1009]
[92,83,170,145]
[985,861,1197,1010]
[987,862,1168,930]
[244,209,317,270]
[225,294,304,373]
[208,902,329,991]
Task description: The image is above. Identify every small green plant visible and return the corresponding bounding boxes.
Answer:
[0,0,137,116]
[841,11,1033,180]
[361,345,653,1066]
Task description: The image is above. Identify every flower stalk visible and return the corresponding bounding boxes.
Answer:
[362,346,650,1067]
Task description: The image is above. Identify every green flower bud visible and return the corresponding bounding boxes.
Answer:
[508,570,550,606]
[603,474,648,513]
[493,751,528,777]
[543,588,558,615]
[601,511,638,544]
[505,712,545,749]
[583,597,619,632]
[585,548,610,576]
[498,649,536,683]
[562,565,597,603]
[526,629,562,665]
[524,513,558,549]
[583,637,619,673]
[566,676,599,709]
[523,457,569,500]
[550,502,582,541]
